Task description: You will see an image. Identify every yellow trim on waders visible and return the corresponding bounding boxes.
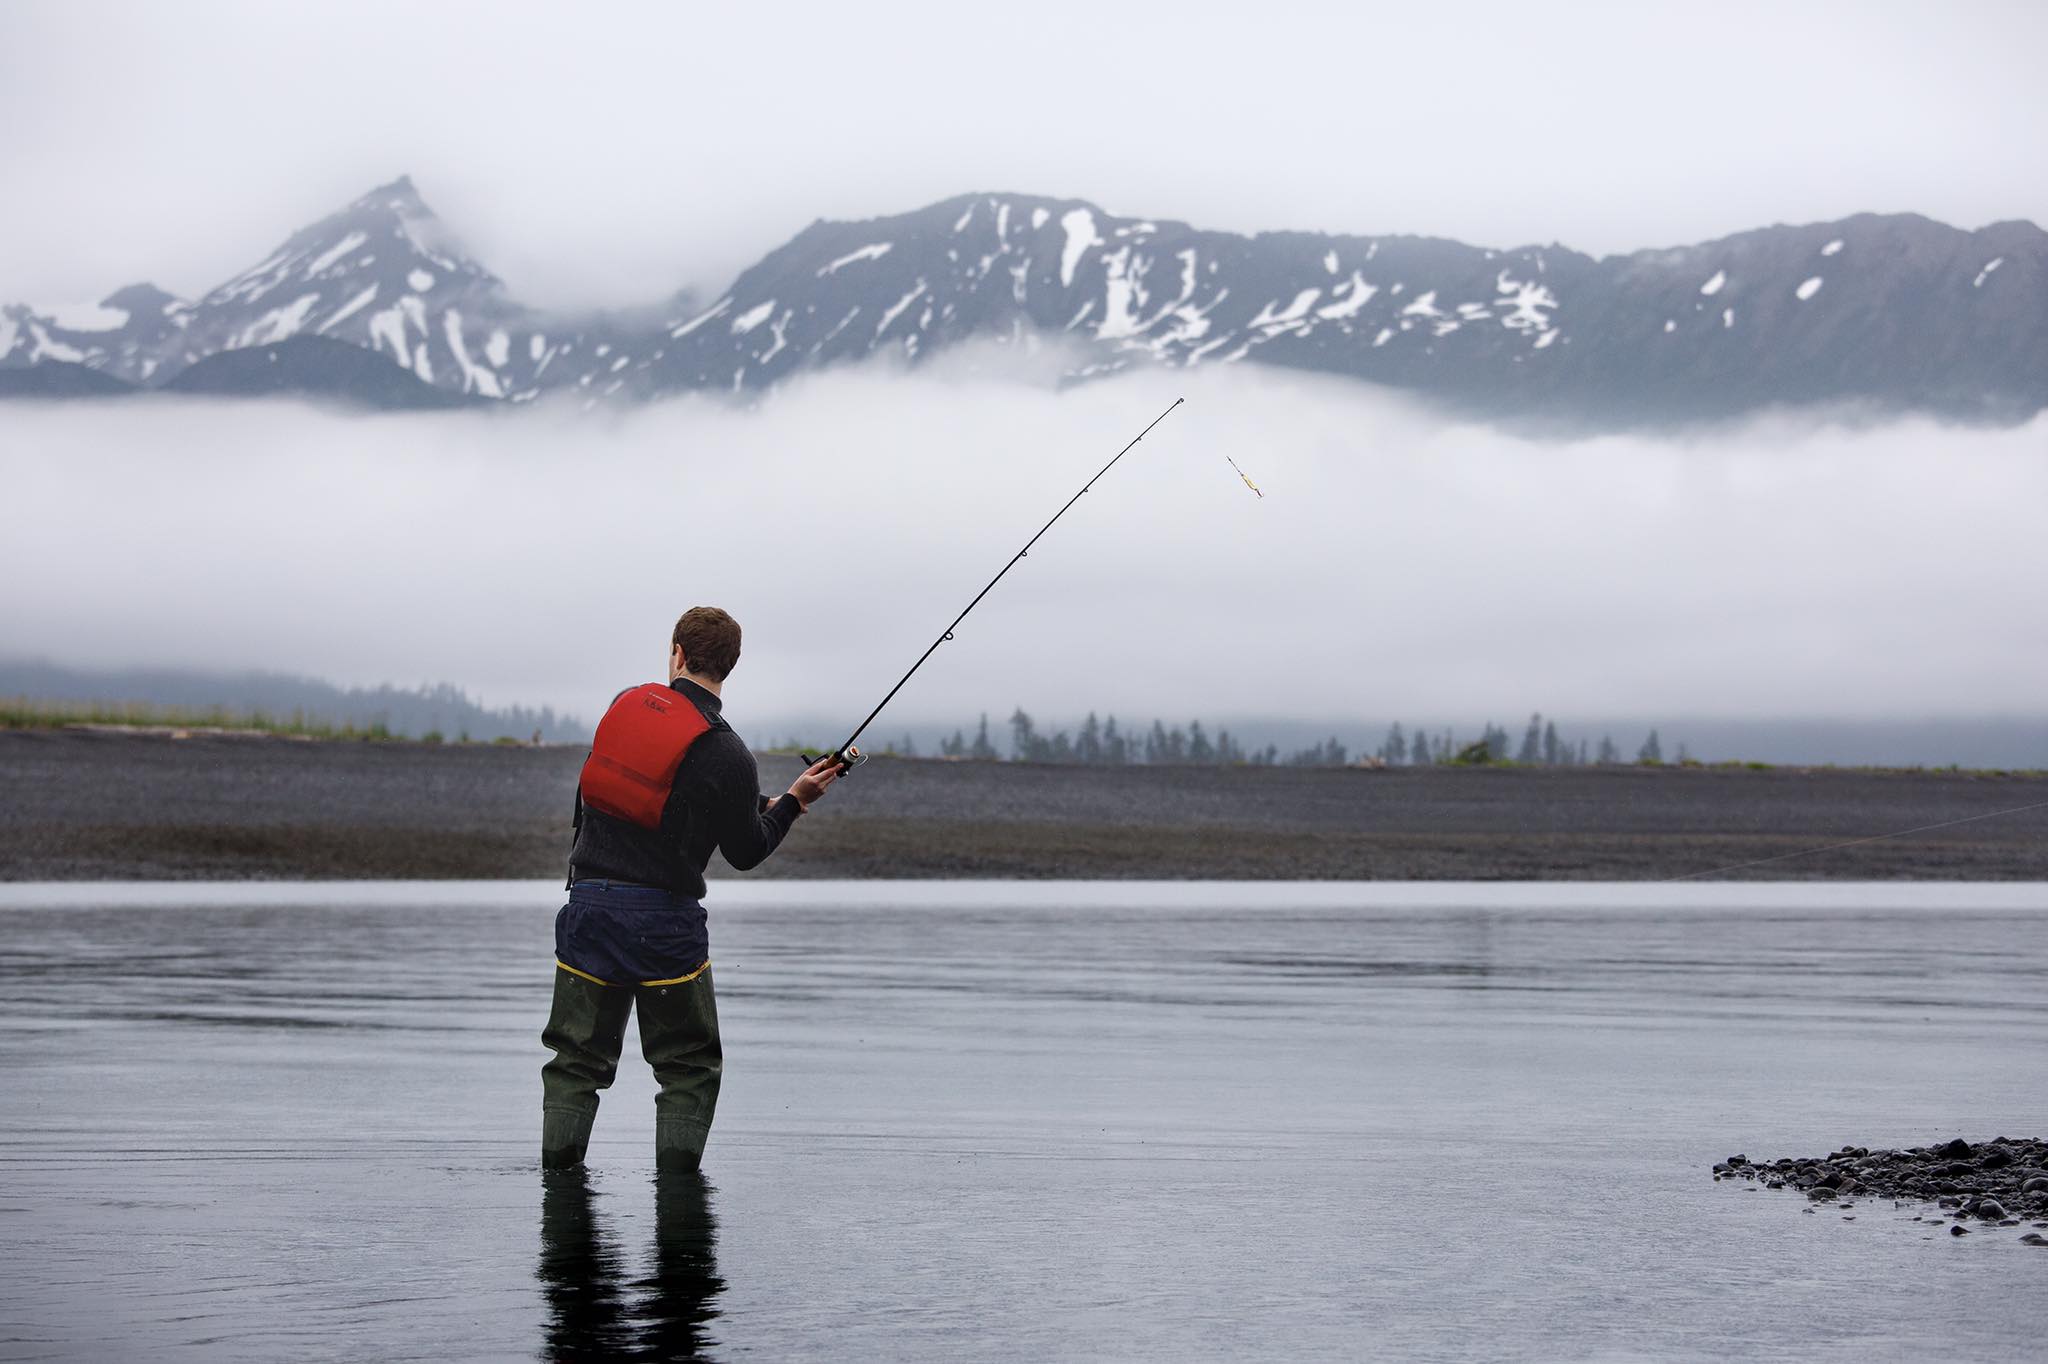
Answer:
[555,959,711,988]
[639,962,711,986]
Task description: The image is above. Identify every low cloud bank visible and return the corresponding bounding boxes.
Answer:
[3,361,2043,754]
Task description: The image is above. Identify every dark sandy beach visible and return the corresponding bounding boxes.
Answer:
[3,728,2043,880]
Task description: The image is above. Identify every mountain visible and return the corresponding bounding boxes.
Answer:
[161,334,474,409]
[0,178,579,404]
[0,358,137,399]
[4,179,2042,426]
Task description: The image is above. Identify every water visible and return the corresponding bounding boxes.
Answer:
[2,881,2044,1361]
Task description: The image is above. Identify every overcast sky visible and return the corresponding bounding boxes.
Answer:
[3,0,2045,309]
[3,1,2043,743]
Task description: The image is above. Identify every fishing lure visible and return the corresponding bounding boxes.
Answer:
[1226,456,1263,498]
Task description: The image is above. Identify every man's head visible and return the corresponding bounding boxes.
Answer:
[669,606,742,688]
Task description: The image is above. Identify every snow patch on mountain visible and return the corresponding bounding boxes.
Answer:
[819,243,892,275]
[307,232,367,276]
[320,286,379,333]
[876,284,926,338]
[237,293,322,347]
[1316,272,1378,320]
[1059,209,1100,287]
[732,300,776,333]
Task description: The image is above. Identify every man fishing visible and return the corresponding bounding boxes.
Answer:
[541,607,843,1171]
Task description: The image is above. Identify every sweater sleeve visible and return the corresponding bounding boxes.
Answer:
[713,743,802,871]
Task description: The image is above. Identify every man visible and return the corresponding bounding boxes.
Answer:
[541,606,841,1171]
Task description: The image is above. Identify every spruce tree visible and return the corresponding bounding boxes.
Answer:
[971,713,997,761]
[1009,708,1036,761]
[1638,729,1663,764]
[1518,713,1543,764]
[1188,720,1214,763]
[1542,720,1561,766]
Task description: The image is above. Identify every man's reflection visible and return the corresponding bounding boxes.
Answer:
[539,1168,724,1359]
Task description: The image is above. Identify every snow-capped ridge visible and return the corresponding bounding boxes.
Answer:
[3,182,2042,424]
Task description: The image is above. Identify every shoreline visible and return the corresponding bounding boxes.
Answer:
[4,728,2047,882]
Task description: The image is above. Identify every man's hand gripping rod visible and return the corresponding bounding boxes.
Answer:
[804,397,1186,774]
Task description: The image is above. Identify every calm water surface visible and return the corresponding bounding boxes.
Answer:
[2,881,2044,1361]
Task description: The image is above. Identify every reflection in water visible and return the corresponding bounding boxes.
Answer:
[539,1169,724,1360]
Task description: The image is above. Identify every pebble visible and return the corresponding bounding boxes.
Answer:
[1712,1135,2048,1244]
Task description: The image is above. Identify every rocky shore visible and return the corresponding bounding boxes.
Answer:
[5,728,2048,881]
[1715,1138,2048,1245]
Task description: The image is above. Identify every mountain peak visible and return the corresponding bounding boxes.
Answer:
[100,283,183,314]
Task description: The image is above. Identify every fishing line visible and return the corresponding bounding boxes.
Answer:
[808,397,1186,770]
[1661,798,2048,881]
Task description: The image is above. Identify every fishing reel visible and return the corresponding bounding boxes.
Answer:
[801,745,866,774]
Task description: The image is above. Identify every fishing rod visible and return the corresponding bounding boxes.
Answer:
[805,396,1186,772]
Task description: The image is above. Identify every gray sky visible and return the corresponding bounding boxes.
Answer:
[3,0,2045,309]
[3,365,2043,730]
[4,1,2043,740]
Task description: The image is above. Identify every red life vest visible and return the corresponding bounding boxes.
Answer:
[578,683,714,829]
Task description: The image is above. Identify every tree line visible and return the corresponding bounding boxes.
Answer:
[879,709,1687,768]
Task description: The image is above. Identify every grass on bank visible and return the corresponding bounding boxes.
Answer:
[0,696,531,745]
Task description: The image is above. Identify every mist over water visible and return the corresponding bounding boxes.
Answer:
[3,360,2044,745]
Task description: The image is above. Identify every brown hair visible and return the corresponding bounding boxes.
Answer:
[672,606,742,682]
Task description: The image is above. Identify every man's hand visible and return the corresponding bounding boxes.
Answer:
[788,756,843,811]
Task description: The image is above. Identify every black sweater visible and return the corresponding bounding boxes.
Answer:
[567,678,802,898]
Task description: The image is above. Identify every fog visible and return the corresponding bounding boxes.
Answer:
[4,0,2045,309]
[3,362,2042,753]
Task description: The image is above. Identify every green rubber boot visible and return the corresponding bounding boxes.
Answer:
[541,967,631,1168]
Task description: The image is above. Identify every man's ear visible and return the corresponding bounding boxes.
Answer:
[670,643,686,672]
